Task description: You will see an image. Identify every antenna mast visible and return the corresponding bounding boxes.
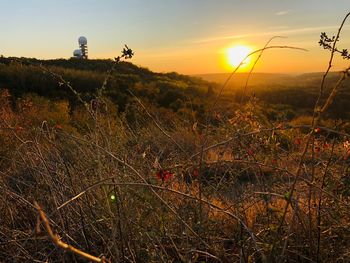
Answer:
[73,36,88,59]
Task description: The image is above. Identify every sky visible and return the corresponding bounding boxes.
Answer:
[0,0,350,74]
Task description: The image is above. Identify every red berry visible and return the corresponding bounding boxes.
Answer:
[193,169,199,177]
[156,170,174,181]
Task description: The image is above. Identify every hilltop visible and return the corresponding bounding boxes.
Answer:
[1,57,350,121]
[0,57,216,114]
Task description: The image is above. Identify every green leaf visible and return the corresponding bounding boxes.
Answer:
[284,191,291,201]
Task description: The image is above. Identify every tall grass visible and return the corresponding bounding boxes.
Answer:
[1,13,350,263]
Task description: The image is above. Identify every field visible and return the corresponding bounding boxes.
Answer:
[1,21,350,263]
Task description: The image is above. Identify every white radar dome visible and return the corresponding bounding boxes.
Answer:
[78,36,87,45]
[73,49,83,57]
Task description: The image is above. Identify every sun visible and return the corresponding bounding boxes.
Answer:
[227,45,252,69]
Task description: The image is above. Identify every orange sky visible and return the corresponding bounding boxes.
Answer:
[1,1,350,74]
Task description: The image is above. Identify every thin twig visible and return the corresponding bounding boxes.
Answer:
[34,202,109,263]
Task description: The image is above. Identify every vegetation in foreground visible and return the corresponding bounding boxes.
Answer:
[1,16,350,263]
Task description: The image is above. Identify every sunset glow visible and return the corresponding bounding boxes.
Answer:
[0,1,349,74]
[1,2,350,261]
[227,45,252,69]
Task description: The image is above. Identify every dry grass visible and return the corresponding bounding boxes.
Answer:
[1,13,350,263]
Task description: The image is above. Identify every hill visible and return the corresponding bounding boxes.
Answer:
[1,57,350,262]
[1,56,349,121]
[195,71,349,88]
[196,72,350,119]
[195,72,294,87]
[0,57,216,115]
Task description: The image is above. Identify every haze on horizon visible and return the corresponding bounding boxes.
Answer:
[1,0,349,75]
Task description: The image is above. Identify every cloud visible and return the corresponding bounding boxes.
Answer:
[193,25,341,44]
[276,11,288,16]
